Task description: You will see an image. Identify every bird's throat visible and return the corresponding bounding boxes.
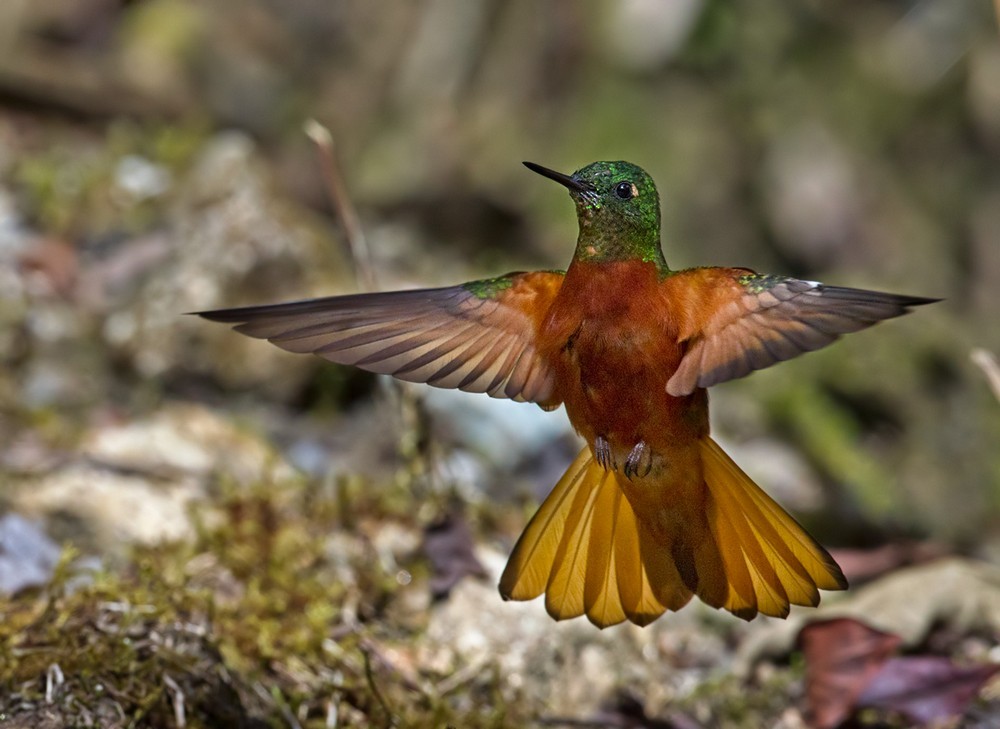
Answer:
[574,222,669,271]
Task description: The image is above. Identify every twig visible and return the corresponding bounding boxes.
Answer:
[45,663,64,704]
[304,120,377,292]
[254,682,303,729]
[163,674,186,729]
[303,121,440,510]
[361,646,397,726]
[304,120,438,499]
[971,349,1000,403]
[326,696,339,728]
[435,656,487,696]
[359,637,429,696]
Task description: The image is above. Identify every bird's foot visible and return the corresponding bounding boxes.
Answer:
[594,435,616,471]
[623,441,653,480]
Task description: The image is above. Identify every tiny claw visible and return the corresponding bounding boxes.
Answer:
[623,441,653,480]
[593,436,615,471]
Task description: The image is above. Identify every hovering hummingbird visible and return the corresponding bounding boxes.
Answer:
[197,160,936,628]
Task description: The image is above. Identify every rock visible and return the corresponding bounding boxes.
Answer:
[423,388,574,468]
[14,463,199,549]
[104,132,351,395]
[422,387,578,502]
[603,0,705,71]
[419,545,747,718]
[113,154,172,202]
[0,514,61,595]
[9,403,298,553]
[81,402,296,485]
[762,123,863,269]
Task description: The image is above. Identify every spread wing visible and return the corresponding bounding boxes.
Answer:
[196,271,564,405]
[665,270,938,397]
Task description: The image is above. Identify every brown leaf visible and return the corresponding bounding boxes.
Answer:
[858,656,1000,725]
[422,510,487,599]
[18,237,79,298]
[799,617,902,729]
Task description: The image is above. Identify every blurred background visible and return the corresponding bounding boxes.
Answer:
[1,1,999,727]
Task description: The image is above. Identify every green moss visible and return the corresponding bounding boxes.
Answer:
[12,121,208,239]
[675,664,801,728]
[0,475,529,728]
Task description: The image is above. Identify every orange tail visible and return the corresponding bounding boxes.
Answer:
[498,437,847,628]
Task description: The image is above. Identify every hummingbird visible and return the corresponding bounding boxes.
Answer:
[197,160,936,628]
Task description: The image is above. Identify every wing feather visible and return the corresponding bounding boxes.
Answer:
[197,271,564,405]
[666,272,937,396]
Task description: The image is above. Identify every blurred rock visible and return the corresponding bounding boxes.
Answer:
[423,387,579,503]
[762,124,863,269]
[9,403,298,552]
[20,355,97,409]
[100,132,349,396]
[14,463,199,550]
[420,545,747,717]
[82,402,296,484]
[0,184,32,364]
[113,154,171,203]
[0,185,27,255]
[603,0,704,71]
[0,131,351,410]
[423,388,575,469]
[0,514,61,595]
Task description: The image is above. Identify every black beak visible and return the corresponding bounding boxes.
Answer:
[523,161,590,193]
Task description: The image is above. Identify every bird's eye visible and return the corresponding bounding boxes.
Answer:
[615,181,636,200]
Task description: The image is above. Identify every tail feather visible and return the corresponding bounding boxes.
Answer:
[499,448,590,601]
[708,467,818,610]
[706,500,764,619]
[640,521,695,614]
[614,500,682,625]
[700,437,847,597]
[583,481,627,626]
[544,466,606,620]
[499,437,846,628]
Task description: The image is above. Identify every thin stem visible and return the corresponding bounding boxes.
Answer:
[304,120,377,293]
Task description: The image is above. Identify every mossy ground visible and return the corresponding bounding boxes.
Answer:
[0,472,532,728]
[0,465,823,729]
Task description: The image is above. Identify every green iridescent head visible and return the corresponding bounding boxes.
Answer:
[524,160,665,267]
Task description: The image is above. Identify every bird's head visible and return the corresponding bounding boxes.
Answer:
[524,160,664,266]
